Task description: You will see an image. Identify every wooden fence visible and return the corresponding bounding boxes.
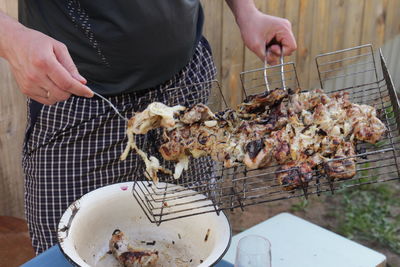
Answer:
[0,0,26,218]
[1,0,400,218]
[202,0,400,107]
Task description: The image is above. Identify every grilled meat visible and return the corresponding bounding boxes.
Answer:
[180,103,215,124]
[324,142,356,180]
[238,88,288,114]
[243,139,274,169]
[110,229,159,267]
[122,87,386,190]
[276,161,314,190]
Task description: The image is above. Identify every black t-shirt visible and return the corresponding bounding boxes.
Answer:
[19,0,204,95]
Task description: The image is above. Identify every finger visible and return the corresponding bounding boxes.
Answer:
[266,50,279,65]
[29,87,49,98]
[280,32,297,56]
[47,58,93,98]
[43,75,72,101]
[269,44,282,57]
[29,95,56,106]
[12,71,53,99]
[53,42,87,84]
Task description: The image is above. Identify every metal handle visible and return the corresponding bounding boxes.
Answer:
[264,39,286,92]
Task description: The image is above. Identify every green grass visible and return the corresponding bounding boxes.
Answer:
[290,198,309,212]
[337,183,400,254]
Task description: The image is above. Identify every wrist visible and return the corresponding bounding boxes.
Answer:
[0,12,26,59]
[227,0,259,29]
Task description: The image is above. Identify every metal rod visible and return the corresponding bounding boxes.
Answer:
[93,91,128,122]
[280,51,286,90]
[264,55,270,92]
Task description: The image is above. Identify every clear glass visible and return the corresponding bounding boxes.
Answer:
[234,235,272,267]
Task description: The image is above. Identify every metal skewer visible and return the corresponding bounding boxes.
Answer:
[93,91,129,122]
[280,48,286,90]
[264,44,286,92]
[263,54,271,92]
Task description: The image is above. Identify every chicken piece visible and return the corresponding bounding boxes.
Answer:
[353,117,386,144]
[319,136,343,157]
[159,126,192,161]
[330,91,351,108]
[324,157,356,180]
[274,141,290,164]
[180,103,215,124]
[346,104,386,143]
[128,102,186,135]
[159,141,185,161]
[110,229,159,267]
[276,161,314,191]
[312,104,330,129]
[238,88,288,114]
[289,89,330,113]
[236,121,272,139]
[215,108,241,128]
[242,139,274,169]
[324,142,356,180]
[300,110,314,125]
[254,102,289,133]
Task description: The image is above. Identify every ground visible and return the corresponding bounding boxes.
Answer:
[226,181,400,266]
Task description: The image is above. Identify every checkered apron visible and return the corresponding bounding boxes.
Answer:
[22,37,216,254]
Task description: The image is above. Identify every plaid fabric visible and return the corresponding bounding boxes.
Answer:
[22,37,216,254]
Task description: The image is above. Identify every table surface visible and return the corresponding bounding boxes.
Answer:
[22,212,386,267]
[217,212,386,267]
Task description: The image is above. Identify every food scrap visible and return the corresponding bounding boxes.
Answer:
[204,229,211,242]
[109,229,159,267]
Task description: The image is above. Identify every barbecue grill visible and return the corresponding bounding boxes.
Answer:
[131,44,400,225]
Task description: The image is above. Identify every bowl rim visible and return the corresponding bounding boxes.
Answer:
[57,181,232,267]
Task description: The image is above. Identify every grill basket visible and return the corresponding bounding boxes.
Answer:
[131,44,400,225]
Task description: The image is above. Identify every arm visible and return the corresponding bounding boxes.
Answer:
[0,10,93,105]
[226,0,297,65]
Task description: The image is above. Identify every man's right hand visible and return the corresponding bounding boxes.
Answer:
[0,12,93,105]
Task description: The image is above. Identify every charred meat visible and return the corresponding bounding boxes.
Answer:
[110,229,159,267]
[121,87,386,190]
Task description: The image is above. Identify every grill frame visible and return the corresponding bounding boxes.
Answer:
[130,44,400,225]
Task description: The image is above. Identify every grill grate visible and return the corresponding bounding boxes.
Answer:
[131,44,400,225]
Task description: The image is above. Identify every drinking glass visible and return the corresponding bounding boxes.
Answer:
[234,235,271,267]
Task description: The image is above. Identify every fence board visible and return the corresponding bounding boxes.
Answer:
[0,2,25,218]
[243,0,266,79]
[361,0,388,47]
[220,1,244,108]
[343,0,366,50]
[283,0,300,64]
[384,0,400,40]
[296,0,315,88]
[309,0,330,88]
[202,0,223,83]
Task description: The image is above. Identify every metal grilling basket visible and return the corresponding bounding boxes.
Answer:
[131,44,400,225]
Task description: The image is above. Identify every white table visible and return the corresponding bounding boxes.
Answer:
[221,212,386,267]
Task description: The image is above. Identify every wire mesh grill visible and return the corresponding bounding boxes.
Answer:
[131,44,400,225]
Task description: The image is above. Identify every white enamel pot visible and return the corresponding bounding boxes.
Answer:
[57,182,231,266]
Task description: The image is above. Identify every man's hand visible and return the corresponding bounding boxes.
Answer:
[226,0,297,65]
[0,11,93,105]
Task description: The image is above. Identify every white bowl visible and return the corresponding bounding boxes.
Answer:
[58,182,231,266]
